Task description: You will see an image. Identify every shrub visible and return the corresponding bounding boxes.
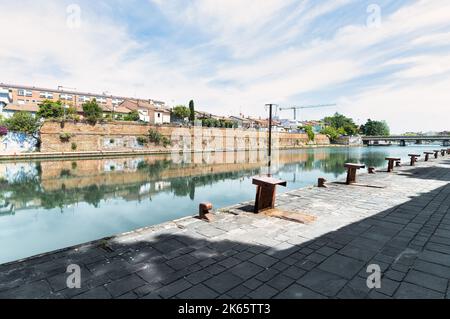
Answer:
[0,126,7,136]
[71,142,77,150]
[124,110,140,122]
[148,129,162,145]
[59,132,73,142]
[136,136,148,146]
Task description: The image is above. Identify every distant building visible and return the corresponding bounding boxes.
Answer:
[0,83,170,123]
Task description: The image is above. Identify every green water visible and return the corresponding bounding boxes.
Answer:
[0,145,442,264]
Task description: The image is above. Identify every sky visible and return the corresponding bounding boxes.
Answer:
[0,0,449,133]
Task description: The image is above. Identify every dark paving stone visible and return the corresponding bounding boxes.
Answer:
[412,260,450,279]
[394,282,444,299]
[339,245,378,262]
[318,254,366,280]
[249,254,278,268]
[185,270,213,285]
[204,272,242,294]
[404,270,448,293]
[246,284,279,299]
[104,274,146,298]
[266,274,295,291]
[418,250,450,267]
[72,286,112,299]
[177,284,219,299]
[166,254,199,270]
[156,279,192,298]
[0,280,53,299]
[275,284,326,299]
[229,262,264,280]
[297,269,347,297]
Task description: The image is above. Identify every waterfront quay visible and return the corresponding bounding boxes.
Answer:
[0,157,449,299]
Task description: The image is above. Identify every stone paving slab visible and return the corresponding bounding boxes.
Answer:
[1,157,450,299]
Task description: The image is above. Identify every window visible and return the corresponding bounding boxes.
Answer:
[157,113,161,118]
[18,99,25,105]
[60,94,73,100]
[96,97,107,104]
[18,89,32,97]
[79,96,91,102]
[40,92,54,99]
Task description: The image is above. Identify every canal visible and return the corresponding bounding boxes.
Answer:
[0,145,441,264]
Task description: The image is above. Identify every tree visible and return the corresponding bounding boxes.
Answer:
[189,100,195,122]
[82,99,103,124]
[323,113,358,136]
[4,111,40,137]
[360,119,390,136]
[171,105,191,121]
[320,126,340,142]
[124,110,140,121]
[37,100,65,119]
[300,125,315,141]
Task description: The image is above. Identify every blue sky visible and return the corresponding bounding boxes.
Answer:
[1,0,450,133]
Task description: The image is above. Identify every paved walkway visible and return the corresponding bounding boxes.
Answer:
[1,157,450,299]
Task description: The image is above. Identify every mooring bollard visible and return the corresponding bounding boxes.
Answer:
[424,152,433,161]
[395,160,401,167]
[252,176,287,213]
[408,154,421,166]
[368,167,376,174]
[344,163,365,184]
[199,202,214,222]
[385,157,401,172]
[433,150,440,159]
[441,149,446,156]
[318,178,327,188]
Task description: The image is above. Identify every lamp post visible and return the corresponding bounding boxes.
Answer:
[265,103,277,177]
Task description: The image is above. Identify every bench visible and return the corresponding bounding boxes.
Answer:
[252,176,287,213]
[408,154,421,166]
[344,163,366,185]
[433,150,440,159]
[424,152,434,161]
[385,157,401,172]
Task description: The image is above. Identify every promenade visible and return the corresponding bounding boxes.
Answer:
[0,157,449,299]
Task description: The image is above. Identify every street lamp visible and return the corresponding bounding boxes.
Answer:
[265,103,278,177]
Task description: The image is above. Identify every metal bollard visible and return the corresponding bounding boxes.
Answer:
[199,202,214,222]
[318,178,327,188]
[368,167,376,174]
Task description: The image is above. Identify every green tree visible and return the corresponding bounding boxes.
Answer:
[300,125,315,141]
[82,99,103,124]
[37,100,65,119]
[124,110,140,121]
[171,105,191,121]
[323,113,358,136]
[4,111,40,138]
[189,100,195,122]
[320,126,340,142]
[360,119,390,136]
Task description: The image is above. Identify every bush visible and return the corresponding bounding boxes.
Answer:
[59,132,73,142]
[301,126,315,142]
[136,136,148,146]
[148,129,171,147]
[0,126,7,136]
[82,99,103,124]
[320,126,341,142]
[71,142,77,150]
[124,110,140,122]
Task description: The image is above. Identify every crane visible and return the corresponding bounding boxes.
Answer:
[279,104,336,121]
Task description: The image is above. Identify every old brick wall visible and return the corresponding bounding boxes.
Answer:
[40,121,330,153]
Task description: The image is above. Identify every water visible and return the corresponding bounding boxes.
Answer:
[0,145,441,264]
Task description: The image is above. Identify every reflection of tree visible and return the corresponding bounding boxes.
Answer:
[83,185,105,208]
[137,159,173,177]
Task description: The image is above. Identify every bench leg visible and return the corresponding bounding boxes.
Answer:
[254,185,276,213]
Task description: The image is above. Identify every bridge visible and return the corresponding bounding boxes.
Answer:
[362,135,450,146]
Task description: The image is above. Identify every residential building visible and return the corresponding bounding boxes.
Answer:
[0,83,169,122]
[119,99,170,124]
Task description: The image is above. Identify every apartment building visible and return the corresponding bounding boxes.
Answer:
[0,83,171,124]
[119,99,171,124]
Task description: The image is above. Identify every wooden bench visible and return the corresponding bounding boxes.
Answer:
[424,152,434,161]
[344,163,366,185]
[252,176,287,213]
[385,157,401,172]
[408,154,421,166]
[433,150,440,159]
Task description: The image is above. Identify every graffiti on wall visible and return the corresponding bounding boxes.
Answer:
[0,132,37,154]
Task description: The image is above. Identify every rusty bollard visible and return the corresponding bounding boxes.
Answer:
[395,160,401,167]
[368,167,376,174]
[318,178,327,188]
[199,202,214,222]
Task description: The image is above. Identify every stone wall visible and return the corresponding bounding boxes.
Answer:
[40,121,330,153]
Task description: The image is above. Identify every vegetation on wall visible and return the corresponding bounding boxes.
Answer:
[136,136,149,146]
[148,129,171,147]
[59,132,74,142]
[300,125,315,142]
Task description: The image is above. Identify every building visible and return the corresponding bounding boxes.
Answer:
[0,83,170,123]
[119,99,171,124]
